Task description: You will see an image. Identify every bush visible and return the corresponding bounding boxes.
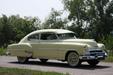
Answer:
[100,35,113,55]
[0,48,6,55]
[100,35,113,50]
[100,35,113,62]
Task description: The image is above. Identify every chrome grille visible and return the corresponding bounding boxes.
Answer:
[89,50,104,56]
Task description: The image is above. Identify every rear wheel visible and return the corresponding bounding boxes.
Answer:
[40,59,48,63]
[67,52,80,67]
[17,56,28,63]
[87,60,99,66]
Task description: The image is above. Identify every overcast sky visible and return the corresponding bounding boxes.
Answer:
[0,0,64,21]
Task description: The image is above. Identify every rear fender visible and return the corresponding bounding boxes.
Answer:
[7,43,32,57]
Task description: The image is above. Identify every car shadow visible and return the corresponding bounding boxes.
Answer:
[9,60,111,70]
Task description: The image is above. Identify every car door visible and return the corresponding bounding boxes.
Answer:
[35,32,60,59]
[27,33,40,57]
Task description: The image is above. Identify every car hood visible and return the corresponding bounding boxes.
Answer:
[62,39,98,48]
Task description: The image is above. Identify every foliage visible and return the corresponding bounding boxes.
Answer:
[99,35,113,62]
[0,48,6,55]
[62,0,87,37]
[0,67,69,75]
[0,15,40,47]
[100,35,113,50]
[42,8,68,29]
[62,0,113,40]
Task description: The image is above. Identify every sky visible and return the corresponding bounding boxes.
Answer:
[0,0,64,21]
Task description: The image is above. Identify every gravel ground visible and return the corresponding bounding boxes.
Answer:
[0,56,113,75]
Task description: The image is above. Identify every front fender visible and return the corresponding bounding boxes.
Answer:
[64,43,88,56]
[97,43,105,50]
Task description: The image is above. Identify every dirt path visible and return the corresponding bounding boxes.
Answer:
[0,56,113,75]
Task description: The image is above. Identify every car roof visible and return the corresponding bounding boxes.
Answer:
[19,29,75,43]
[31,29,74,34]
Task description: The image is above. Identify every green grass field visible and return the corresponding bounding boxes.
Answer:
[0,67,69,75]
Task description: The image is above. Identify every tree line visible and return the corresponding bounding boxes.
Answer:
[0,15,40,47]
[62,0,113,39]
[0,0,113,49]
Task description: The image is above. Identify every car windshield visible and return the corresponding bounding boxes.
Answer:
[57,33,77,39]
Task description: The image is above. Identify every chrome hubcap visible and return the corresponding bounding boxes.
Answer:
[67,52,79,67]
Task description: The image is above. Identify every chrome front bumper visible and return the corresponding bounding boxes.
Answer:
[80,49,107,60]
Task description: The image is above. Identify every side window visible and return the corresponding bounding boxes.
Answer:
[28,34,39,41]
[40,33,57,40]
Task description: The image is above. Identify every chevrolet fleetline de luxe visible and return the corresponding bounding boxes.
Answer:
[7,29,107,67]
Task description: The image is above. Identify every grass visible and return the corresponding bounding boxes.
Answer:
[0,67,69,75]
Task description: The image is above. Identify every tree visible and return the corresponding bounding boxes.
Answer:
[62,0,88,37]
[62,0,113,40]
[0,15,41,47]
[0,15,14,47]
[88,0,113,40]
[42,8,68,29]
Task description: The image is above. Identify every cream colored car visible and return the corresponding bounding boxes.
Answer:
[7,29,107,67]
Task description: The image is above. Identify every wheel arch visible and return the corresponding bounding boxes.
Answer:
[65,50,79,61]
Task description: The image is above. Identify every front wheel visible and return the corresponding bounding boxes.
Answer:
[17,56,28,63]
[87,60,99,66]
[67,52,80,67]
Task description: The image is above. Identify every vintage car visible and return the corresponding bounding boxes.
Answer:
[7,29,107,67]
